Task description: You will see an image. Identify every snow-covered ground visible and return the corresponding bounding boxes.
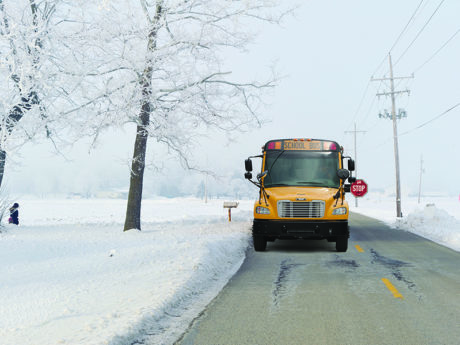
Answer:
[1,194,459,345]
[350,193,460,252]
[0,198,254,345]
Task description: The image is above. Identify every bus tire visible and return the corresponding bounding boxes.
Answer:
[253,235,267,252]
[336,236,348,252]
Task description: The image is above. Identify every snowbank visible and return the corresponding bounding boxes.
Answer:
[350,194,460,252]
[395,204,460,252]
[0,198,254,345]
[15,197,255,226]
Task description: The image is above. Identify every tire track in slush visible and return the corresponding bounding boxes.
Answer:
[370,248,419,297]
[327,255,360,272]
[271,259,305,309]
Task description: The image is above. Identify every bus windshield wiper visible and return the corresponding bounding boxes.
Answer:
[296,182,335,187]
[268,150,286,173]
[296,181,324,185]
[265,150,286,184]
[265,183,290,187]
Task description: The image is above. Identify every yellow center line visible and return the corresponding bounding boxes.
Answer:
[382,278,404,299]
[355,244,364,253]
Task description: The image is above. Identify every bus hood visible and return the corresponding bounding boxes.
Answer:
[265,186,339,201]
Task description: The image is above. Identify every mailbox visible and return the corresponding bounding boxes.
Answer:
[223,202,239,221]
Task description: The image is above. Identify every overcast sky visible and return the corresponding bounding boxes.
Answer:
[6,0,460,198]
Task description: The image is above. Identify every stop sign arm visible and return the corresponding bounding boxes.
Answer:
[351,179,368,197]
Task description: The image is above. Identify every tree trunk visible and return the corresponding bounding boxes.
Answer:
[123,2,162,231]
[123,103,150,231]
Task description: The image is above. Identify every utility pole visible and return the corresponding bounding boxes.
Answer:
[345,122,366,207]
[205,173,208,203]
[418,155,424,204]
[371,53,413,218]
[204,156,209,203]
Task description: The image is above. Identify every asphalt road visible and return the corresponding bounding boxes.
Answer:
[176,212,460,345]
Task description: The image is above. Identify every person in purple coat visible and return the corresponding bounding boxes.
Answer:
[9,203,19,225]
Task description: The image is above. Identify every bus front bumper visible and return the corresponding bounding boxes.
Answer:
[252,219,349,239]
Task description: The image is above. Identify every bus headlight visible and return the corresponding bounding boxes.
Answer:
[256,206,270,214]
[332,207,347,215]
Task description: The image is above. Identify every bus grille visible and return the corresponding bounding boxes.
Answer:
[277,200,325,218]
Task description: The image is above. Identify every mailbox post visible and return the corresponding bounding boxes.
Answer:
[223,202,239,222]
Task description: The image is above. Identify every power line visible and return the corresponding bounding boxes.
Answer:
[361,92,378,127]
[373,101,460,148]
[394,0,446,66]
[364,118,380,134]
[371,55,389,79]
[356,1,428,142]
[399,101,460,136]
[389,0,426,53]
[346,80,371,132]
[414,27,460,73]
[372,136,393,151]
[371,0,426,77]
[348,76,385,133]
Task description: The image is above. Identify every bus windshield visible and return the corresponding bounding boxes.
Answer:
[263,151,340,188]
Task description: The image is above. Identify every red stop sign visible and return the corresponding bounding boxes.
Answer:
[351,179,368,197]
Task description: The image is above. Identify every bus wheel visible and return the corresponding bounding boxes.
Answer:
[253,235,267,252]
[336,236,348,252]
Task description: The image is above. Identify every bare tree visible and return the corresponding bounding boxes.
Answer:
[16,1,290,230]
[121,0,292,230]
[0,0,52,186]
[0,0,124,191]
[66,0,289,231]
[0,1,88,189]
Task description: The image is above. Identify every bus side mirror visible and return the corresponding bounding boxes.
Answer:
[348,159,355,171]
[337,169,350,180]
[245,172,252,180]
[245,158,253,172]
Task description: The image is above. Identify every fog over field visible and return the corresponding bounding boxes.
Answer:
[4,0,460,199]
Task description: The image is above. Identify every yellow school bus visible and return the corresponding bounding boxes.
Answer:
[244,138,355,252]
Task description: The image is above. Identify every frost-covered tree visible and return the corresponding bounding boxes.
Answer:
[85,0,291,231]
[0,0,56,187]
[0,0,102,188]
[30,0,291,231]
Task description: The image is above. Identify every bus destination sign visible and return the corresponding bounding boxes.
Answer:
[265,139,339,151]
[284,140,322,150]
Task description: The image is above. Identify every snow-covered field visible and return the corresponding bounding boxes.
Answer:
[350,193,460,252]
[0,198,254,345]
[1,194,459,345]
